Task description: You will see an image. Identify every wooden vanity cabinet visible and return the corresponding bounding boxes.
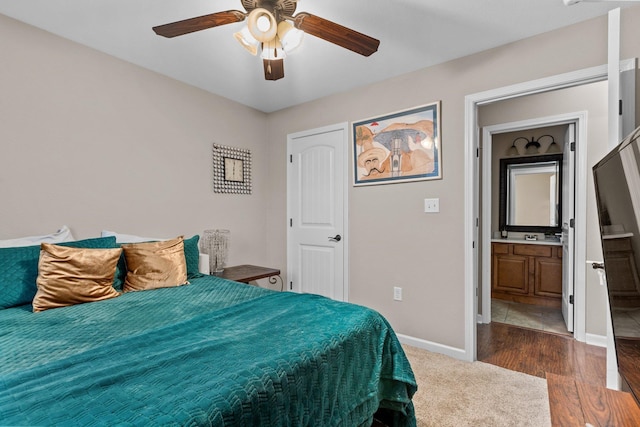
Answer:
[492,242,562,307]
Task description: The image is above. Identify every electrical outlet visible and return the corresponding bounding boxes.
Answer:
[393,286,402,301]
[424,198,440,213]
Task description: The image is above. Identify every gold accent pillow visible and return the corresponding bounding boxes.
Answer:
[33,244,122,313]
[121,236,188,292]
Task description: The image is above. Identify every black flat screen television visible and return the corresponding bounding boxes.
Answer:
[593,126,640,405]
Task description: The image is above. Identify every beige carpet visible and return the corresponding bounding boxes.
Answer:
[403,345,551,427]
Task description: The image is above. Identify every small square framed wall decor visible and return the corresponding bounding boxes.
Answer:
[212,143,252,194]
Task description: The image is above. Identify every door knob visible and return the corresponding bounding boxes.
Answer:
[329,234,342,242]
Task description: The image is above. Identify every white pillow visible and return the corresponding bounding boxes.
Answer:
[0,225,75,248]
[100,230,167,244]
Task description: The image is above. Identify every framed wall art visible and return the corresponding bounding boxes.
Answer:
[212,143,252,194]
[352,101,441,186]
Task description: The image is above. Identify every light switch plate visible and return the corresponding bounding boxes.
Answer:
[424,198,440,213]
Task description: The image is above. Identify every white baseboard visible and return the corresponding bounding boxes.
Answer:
[397,331,608,364]
[585,332,607,348]
[397,333,467,361]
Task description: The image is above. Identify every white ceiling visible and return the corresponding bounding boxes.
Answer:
[0,0,630,112]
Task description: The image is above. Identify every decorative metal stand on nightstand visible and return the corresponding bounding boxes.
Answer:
[216,264,283,291]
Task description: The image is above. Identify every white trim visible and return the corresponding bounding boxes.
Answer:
[463,62,639,361]
[342,124,350,302]
[607,9,623,390]
[621,59,637,138]
[481,126,492,325]
[286,122,350,300]
[585,333,608,348]
[609,9,622,148]
[574,116,589,342]
[464,96,479,362]
[469,65,607,107]
[397,333,467,361]
[620,57,638,73]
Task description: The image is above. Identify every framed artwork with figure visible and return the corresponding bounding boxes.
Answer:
[352,101,441,186]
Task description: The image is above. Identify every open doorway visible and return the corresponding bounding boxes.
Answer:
[474,78,610,349]
[480,119,581,338]
[468,76,610,361]
[464,59,635,362]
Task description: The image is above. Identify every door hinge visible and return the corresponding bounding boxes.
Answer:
[570,218,575,228]
[570,142,576,152]
[289,218,293,227]
[289,281,293,290]
[476,147,479,158]
[476,218,479,227]
[619,99,623,116]
[569,295,574,305]
[289,154,293,163]
[472,241,475,249]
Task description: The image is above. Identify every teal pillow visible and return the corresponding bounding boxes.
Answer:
[112,235,202,290]
[184,235,203,280]
[0,236,118,309]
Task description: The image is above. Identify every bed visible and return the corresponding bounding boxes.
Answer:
[0,234,417,426]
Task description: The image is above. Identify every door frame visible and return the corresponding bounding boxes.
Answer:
[464,59,636,362]
[480,113,587,337]
[286,122,350,300]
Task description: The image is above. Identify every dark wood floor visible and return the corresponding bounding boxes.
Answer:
[478,322,640,425]
[477,321,606,387]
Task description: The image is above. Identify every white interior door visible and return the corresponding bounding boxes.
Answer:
[287,123,347,301]
[562,123,576,333]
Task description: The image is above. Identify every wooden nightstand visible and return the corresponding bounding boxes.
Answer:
[216,264,282,290]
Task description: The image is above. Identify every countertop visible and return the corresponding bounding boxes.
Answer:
[491,238,562,246]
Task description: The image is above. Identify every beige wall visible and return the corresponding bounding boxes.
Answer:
[0,14,270,268]
[3,6,640,351]
[266,7,640,349]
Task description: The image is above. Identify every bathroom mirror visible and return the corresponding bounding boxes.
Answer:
[499,154,563,233]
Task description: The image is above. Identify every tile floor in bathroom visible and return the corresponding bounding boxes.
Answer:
[491,298,571,336]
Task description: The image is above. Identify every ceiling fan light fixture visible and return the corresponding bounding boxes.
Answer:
[152,0,381,81]
[247,8,277,42]
[256,15,271,32]
[261,37,286,60]
[277,21,304,53]
[233,26,259,55]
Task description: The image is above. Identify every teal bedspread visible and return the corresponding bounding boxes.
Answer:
[0,276,416,426]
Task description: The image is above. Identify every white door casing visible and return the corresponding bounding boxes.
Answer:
[287,123,349,301]
[467,59,635,361]
[562,123,576,332]
[481,114,582,332]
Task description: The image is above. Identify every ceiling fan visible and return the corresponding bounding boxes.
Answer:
[153,0,380,81]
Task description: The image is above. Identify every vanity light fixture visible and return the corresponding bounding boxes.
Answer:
[546,139,562,154]
[508,135,556,156]
[506,141,520,156]
[524,137,541,155]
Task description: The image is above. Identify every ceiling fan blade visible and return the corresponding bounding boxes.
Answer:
[263,58,285,81]
[292,12,379,57]
[153,10,246,38]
